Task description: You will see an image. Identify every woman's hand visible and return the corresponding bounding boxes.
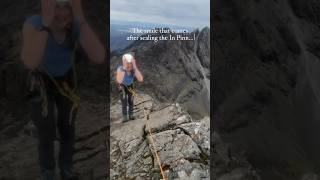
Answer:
[70,0,85,22]
[41,0,56,26]
[122,58,127,70]
[131,58,143,82]
[132,58,138,70]
[74,0,106,64]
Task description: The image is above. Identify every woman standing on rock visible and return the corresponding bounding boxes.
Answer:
[21,0,105,179]
[116,53,143,122]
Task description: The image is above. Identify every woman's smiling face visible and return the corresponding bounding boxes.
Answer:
[53,3,73,29]
[126,62,133,71]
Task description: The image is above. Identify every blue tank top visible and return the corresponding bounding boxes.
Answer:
[117,66,135,86]
[25,15,80,77]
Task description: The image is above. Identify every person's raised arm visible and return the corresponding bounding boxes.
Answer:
[21,23,48,70]
[21,0,55,70]
[133,59,143,82]
[71,0,105,64]
[116,67,125,84]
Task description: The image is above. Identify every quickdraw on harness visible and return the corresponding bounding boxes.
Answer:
[127,84,136,97]
[118,83,137,99]
[44,70,80,125]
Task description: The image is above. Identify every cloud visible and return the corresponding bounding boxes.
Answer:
[111,0,210,28]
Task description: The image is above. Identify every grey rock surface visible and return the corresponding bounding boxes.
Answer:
[111,93,260,180]
[110,94,210,180]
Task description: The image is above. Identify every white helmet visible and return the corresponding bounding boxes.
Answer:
[122,53,133,63]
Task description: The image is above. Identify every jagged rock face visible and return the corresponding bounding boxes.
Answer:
[111,93,261,180]
[214,0,320,179]
[110,94,210,179]
[110,28,210,118]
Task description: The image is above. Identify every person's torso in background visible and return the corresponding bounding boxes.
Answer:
[117,66,135,86]
[25,15,80,77]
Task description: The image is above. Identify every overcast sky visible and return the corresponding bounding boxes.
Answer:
[110,0,210,28]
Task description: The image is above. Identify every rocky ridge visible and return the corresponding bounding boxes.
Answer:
[110,93,260,180]
[110,93,210,179]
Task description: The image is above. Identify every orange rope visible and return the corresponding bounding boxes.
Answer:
[144,108,167,180]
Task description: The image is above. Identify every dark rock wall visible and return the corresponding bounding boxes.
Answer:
[214,0,320,179]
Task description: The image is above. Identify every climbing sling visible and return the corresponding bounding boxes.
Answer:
[28,41,80,125]
[127,84,136,97]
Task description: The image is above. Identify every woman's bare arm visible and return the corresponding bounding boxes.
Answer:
[21,22,49,70]
[21,0,55,70]
[133,59,143,82]
[79,22,106,64]
[71,0,105,64]
[116,68,125,84]
[134,68,143,82]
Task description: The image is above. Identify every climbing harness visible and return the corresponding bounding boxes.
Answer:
[28,41,79,126]
[118,83,136,100]
[44,73,80,125]
[127,84,136,97]
[42,42,80,125]
[28,71,49,117]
